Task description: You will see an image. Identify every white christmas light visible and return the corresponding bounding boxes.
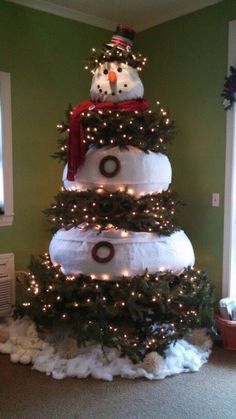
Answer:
[127,188,134,195]
[122,270,129,277]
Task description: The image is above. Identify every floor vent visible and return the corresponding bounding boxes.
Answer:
[0,253,15,317]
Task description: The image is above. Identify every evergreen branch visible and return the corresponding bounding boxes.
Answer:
[86,46,147,71]
[52,104,175,164]
[43,188,182,235]
[14,255,214,362]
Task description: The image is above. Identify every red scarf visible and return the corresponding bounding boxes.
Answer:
[67,98,150,180]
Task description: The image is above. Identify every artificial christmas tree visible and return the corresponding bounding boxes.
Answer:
[1,25,214,379]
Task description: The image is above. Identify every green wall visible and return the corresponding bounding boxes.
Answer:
[0,1,110,269]
[1,0,235,298]
[137,0,236,297]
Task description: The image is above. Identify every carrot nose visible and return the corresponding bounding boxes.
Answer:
[108,70,117,84]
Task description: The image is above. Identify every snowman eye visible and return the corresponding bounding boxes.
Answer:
[103,69,108,75]
[117,67,122,72]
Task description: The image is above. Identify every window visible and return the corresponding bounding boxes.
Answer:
[223,20,236,298]
[0,71,13,226]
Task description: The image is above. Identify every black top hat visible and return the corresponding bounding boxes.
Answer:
[106,24,136,50]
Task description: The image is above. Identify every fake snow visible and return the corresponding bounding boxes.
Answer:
[0,318,212,381]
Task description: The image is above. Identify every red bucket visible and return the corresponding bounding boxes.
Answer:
[216,315,236,350]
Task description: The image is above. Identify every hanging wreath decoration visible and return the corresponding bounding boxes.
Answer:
[222,66,236,110]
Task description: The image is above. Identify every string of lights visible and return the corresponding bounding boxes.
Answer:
[15,254,214,361]
[44,188,181,234]
[86,46,147,71]
[52,102,175,163]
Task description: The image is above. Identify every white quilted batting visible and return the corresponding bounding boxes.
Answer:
[63,146,172,197]
[49,227,195,279]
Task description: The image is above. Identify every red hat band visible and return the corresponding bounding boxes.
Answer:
[106,25,135,50]
[110,34,133,50]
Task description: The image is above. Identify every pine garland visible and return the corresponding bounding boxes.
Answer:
[51,104,72,163]
[51,104,175,164]
[15,254,214,362]
[44,188,181,235]
[86,46,147,71]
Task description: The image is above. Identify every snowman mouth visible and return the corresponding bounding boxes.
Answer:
[97,85,128,96]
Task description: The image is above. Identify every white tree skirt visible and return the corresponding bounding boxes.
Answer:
[0,318,211,381]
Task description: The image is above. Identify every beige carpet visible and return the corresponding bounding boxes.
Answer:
[0,345,236,419]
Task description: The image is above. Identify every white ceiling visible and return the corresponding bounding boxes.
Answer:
[7,0,222,31]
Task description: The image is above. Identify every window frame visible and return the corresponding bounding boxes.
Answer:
[0,71,14,226]
[223,20,236,298]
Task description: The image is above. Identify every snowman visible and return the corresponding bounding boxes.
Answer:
[50,25,195,280]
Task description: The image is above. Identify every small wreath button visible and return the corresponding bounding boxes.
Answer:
[91,241,115,263]
[99,156,121,178]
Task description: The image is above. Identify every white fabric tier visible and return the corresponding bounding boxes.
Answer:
[49,227,195,280]
[63,146,172,197]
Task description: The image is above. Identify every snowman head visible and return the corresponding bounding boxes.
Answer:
[90,61,144,103]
